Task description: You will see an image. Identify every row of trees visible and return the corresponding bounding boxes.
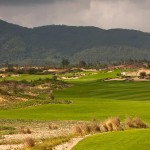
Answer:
[3,58,150,70]
[61,58,108,69]
[61,58,87,68]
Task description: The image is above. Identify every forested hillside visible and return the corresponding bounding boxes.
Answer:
[0,19,150,66]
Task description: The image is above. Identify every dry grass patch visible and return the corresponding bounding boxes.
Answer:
[23,137,35,148]
[48,124,59,130]
[0,139,22,145]
[72,123,101,135]
[72,125,83,135]
[124,117,148,129]
[90,123,101,132]
[18,126,32,134]
[100,117,121,132]
[28,136,72,150]
[81,124,92,134]
[100,123,109,132]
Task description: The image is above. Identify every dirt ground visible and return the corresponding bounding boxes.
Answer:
[0,120,87,150]
[53,137,83,150]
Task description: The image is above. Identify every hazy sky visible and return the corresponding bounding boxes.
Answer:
[0,0,150,32]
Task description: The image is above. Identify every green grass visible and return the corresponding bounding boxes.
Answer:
[73,129,150,150]
[67,69,120,82]
[29,135,72,150]
[0,74,53,82]
[0,126,16,137]
[0,70,150,149]
[0,70,150,123]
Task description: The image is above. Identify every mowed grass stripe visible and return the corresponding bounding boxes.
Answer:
[0,99,150,122]
[73,129,150,150]
[0,71,150,122]
[56,81,150,101]
[101,92,150,101]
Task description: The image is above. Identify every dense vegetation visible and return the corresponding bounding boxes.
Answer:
[1,19,150,65]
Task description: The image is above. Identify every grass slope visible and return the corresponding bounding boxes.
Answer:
[73,129,150,150]
[0,70,150,122]
[0,74,52,82]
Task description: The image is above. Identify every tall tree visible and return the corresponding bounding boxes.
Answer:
[79,60,87,68]
[61,58,70,68]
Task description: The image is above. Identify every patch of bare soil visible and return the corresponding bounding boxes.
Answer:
[104,78,125,81]
[53,137,83,150]
[0,120,87,150]
[127,68,150,77]
[132,77,150,81]
[61,77,79,80]
[0,144,23,150]
[81,69,98,72]
[0,96,6,103]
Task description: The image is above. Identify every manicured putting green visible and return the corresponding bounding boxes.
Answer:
[73,129,150,150]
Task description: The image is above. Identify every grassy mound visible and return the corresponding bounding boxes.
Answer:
[0,78,70,108]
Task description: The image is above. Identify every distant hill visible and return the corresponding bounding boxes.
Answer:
[0,19,150,66]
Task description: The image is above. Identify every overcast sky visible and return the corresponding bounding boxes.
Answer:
[0,0,150,32]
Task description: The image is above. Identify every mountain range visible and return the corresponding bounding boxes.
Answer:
[0,19,150,66]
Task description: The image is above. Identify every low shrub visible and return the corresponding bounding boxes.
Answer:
[72,125,83,135]
[101,117,121,132]
[73,123,101,135]
[19,127,32,134]
[26,128,32,134]
[100,123,109,132]
[81,124,92,134]
[124,117,148,129]
[23,137,35,148]
[48,124,59,130]
[107,122,113,131]
[19,127,26,134]
[90,123,101,132]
